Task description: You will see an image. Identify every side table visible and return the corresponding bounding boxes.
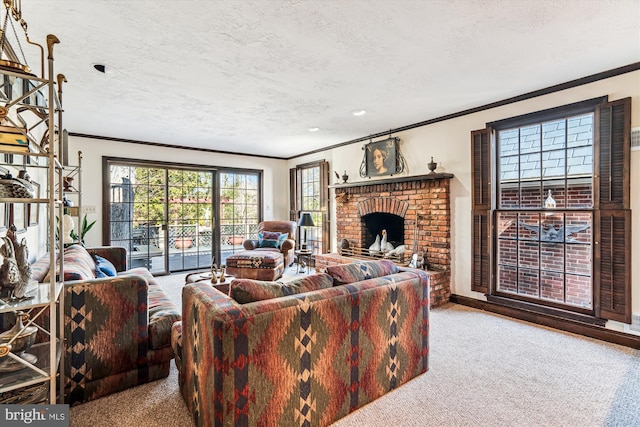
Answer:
[295,250,313,274]
[185,271,235,296]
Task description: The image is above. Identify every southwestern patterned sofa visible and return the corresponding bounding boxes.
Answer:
[172,259,429,426]
[27,244,181,405]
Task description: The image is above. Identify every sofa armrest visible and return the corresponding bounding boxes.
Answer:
[280,239,294,252]
[63,274,150,378]
[243,239,258,250]
[86,246,127,272]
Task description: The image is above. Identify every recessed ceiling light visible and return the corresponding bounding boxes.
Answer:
[92,63,118,74]
[352,109,367,116]
[308,127,320,132]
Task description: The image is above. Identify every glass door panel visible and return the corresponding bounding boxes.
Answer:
[109,164,168,274]
[219,171,260,265]
[167,169,214,272]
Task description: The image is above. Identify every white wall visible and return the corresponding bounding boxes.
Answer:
[56,71,638,333]
[66,136,290,248]
[290,70,640,332]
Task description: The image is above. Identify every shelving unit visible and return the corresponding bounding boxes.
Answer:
[0,10,65,403]
[61,151,82,238]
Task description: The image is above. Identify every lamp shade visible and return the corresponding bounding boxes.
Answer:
[298,212,315,227]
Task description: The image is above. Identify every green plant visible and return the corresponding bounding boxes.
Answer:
[70,214,96,245]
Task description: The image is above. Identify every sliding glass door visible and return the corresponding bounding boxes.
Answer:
[106,159,261,274]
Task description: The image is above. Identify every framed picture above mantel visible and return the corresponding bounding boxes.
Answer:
[359,137,407,178]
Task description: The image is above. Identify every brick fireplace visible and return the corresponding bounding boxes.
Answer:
[320,173,454,306]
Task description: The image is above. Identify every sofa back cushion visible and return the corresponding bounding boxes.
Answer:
[230,273,334,304]
[45,244,96,282]
[30,253,56,282]
[62,244,97,281]
[326,259,399,285]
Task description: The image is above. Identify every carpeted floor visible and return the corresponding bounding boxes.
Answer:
[69,269,640,427]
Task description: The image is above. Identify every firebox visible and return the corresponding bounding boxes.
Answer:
[362,213,404,249]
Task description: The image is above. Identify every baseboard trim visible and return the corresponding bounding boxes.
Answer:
[450,294,640,349]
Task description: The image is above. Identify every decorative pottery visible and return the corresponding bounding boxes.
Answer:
[0,312,38,372]
[174,237,193,249]
[428,157,437,173]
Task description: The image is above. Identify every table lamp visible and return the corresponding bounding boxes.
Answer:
[298,212,315,250]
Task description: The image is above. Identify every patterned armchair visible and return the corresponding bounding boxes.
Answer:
[243,220,297,266]
[26,245,181,405]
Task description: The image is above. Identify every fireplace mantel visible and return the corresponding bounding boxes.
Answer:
[329,172,454,189]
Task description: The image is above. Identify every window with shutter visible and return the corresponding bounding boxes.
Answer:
[290,161,330,254]
[471,97,631,322]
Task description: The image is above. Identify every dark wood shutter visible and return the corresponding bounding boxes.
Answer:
[595,210,631,323]
[471,128,491,293]
[289,167,299,222]
[595,98,630,209]
[472,129,491,210]
[594,97,631,323]
[472,211,490,294]
[319,161,330,253]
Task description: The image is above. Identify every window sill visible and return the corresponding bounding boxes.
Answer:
[485,294,605,326]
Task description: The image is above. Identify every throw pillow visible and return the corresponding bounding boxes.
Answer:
[230,273,334,304]
[93,254,117,277]
[326,260,399,285]
[258,231,287,249]
[44,244,96,282]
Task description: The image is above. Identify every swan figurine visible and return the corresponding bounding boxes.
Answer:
[380,229,395,253]
[384,244,405,258]
[369,234,381,255]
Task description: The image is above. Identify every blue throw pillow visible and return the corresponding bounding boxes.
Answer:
[93,254,117,277]
[258,231,288,249]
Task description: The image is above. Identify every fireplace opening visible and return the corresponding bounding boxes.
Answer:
[362,213,404,250]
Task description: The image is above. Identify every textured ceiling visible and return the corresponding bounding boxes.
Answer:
[18,0,640,158]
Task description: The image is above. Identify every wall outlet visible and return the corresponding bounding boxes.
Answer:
[82,205,97,214]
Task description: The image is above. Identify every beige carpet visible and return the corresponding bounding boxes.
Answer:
[69,268,640,427]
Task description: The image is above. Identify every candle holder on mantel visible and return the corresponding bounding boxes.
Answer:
[341,170,349,183]
[428,157,438,174]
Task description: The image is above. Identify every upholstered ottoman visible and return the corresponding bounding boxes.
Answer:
[225,250,284,280]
